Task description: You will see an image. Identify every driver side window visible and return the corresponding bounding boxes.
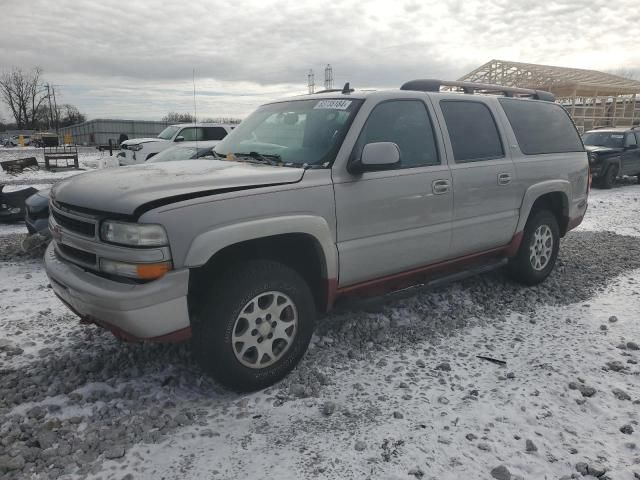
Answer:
[177,128,199,142]
[352,100,439,169]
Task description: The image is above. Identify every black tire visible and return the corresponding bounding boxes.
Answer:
[601,164,618,189]
[508,210,560,286]
[191,260,316,391]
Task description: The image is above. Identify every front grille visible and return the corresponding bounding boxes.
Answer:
[52,209,95,237]
[58,243,97,266]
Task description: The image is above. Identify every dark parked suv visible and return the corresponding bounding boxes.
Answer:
[583,126,640,188]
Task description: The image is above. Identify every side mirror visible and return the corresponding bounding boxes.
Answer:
[349,142,400,174]
[174,136,185,142]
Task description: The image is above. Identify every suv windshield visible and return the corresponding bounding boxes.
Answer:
[214,98,363,166]
[158,126,180,140]
[583,131,625,148]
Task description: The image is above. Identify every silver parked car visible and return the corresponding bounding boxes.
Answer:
[44,80,589,391]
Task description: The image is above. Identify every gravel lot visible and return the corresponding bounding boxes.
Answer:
[1,154,640,479]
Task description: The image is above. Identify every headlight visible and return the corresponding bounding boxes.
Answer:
[100,220,168,247]
[100,258,172,280]
[129,144,143,151]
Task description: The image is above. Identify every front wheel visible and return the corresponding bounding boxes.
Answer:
[601,164,618,189]
[191,260,316,391]
[508,210,560,286]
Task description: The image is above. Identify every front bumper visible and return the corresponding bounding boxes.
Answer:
[44,242,191,341]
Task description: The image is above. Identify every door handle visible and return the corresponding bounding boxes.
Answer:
[432,179,450,194]
[497,173,512,185]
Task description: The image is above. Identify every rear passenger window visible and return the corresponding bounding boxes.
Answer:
[499,98,584,155]
[354,100,439,168]
[440,101,504,162]
[203,127,228,141]
[625,133,637,147]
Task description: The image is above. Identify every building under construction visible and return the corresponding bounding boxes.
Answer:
[459,59,640,132]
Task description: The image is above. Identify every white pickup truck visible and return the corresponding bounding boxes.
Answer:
[117,123,235,165]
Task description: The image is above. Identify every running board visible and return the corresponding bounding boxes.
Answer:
[334,258,508,311]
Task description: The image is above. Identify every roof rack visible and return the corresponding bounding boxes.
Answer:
[400,79,556,102]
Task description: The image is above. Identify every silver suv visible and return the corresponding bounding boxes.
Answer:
[45,80,589,391]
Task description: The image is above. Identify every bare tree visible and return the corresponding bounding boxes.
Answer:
[0,67,48,129]
[58,104,86,127]
[201,117,242,124]
[162,112,194,123]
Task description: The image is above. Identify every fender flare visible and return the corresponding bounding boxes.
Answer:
[515,180,570,234]
[183,215,338,280]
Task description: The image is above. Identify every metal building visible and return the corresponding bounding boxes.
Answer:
[459,59,640,133]
[58,119,172,147]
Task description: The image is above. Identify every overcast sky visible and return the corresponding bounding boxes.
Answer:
[1,0,639,122]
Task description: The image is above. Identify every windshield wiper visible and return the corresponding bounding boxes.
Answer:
[233,152,284,166]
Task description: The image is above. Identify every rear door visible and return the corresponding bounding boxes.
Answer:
[435,99,519,255]
[333,98,453,287]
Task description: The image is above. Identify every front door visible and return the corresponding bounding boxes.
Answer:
[333,99,453,287]
[436,99,520,255]
[621,132,640,176]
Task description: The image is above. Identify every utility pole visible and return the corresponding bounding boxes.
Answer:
[51,85,59,134]
[307,69,315,94]
[46,84,54,131]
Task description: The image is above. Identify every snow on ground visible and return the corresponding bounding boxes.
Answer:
[0,181,639,480]
[0,146,110,187]
[578,181,640,237]
[95,272,640,480]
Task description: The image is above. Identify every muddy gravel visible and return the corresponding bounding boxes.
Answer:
[1,229,639,479]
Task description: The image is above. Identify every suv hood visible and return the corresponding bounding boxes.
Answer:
[52,160,305,217]
[584,145,621,154]
[121,138,165,146]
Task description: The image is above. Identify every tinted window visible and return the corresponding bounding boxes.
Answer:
[440,101,504,162]
[203,127,228,141]
[354,100,439,168]
[177,127,198,141]
[499,98,583,155]
[625,132,637,147]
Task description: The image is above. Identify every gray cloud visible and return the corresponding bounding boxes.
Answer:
[0,0,638,120]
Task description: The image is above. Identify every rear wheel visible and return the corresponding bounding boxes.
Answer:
[191,260,316,391]
[508,210,560,286]
[601,164,618,189]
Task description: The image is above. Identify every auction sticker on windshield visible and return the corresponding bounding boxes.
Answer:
[314,99,352,110]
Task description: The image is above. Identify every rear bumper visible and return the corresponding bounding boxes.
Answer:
[44,242,191,341]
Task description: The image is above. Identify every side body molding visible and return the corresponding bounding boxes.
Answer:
[515,179,570,234]
[183,215,338,280]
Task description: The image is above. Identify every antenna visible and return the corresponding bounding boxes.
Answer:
[324,64,333,90]
[307,69,315,94]
[193,68,198,149]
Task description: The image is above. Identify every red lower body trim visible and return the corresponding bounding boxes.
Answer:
[54,292,192,343]
[505,231,523,257]
[566,214,584,231]
[336,244,510,299]
[88,317,192,343]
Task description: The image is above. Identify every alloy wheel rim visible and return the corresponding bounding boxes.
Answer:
[529,224,553,271]
[231,291,298,369]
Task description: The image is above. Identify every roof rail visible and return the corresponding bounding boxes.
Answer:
[314,82,354,95]
[400,79,556,102]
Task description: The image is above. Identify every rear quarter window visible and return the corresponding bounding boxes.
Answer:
[498,98,584,155]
